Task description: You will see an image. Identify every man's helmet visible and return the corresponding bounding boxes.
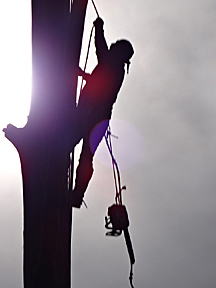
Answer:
[110,40,134,63]
[110,40,134,73]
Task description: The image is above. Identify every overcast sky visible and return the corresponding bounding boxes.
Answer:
[0,0,216,287]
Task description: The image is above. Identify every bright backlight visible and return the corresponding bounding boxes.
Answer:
[0,1,31,129]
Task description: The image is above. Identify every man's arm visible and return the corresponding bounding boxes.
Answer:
[94,18,108,61]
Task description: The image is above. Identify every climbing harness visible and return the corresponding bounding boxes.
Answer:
[104,126,135,288]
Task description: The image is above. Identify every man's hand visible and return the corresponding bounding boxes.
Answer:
[93,17,104,28]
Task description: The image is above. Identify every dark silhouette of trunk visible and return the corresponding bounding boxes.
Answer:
[4,0,88,287]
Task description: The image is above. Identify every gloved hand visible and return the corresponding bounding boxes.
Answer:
[93,17,104,28]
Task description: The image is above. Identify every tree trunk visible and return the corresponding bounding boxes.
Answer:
[4,0,88,287]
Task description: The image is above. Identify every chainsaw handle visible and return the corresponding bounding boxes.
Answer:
[123,228,135,265]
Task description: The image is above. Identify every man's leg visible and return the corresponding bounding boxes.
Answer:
[70,139,94,208]
[70,120,109,208]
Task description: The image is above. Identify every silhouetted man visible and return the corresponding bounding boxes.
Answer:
[71,17,134,208]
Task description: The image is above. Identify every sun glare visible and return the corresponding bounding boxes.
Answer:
[0,1,31,130]
[0,1,31,176]
[95,119,144,169]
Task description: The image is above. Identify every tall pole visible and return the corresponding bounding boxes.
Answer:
[3,0,88,287]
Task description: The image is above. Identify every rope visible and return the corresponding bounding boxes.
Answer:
[78,25,94,103]
[77,0,100,103]
[90,0,100,17]
[105,127,123,205]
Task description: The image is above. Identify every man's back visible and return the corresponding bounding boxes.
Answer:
[78,55,125,114]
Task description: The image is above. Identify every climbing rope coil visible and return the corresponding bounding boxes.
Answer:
[104,127,135,288]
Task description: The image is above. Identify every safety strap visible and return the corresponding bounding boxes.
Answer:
[105,127,123,204]
[105,126,135,288]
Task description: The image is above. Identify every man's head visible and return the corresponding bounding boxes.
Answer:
[110,40,134,73]
[110,39,134,63]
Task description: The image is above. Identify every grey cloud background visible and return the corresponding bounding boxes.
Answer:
[1,0,216,288]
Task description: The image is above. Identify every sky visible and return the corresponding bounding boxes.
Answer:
[0,0,216,287]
